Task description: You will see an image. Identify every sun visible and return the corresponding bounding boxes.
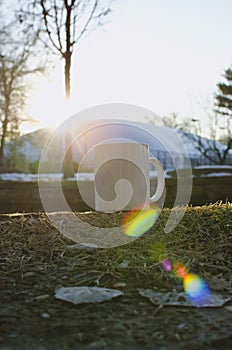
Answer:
[28,63,77,131]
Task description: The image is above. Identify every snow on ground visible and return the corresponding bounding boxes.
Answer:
[201,172,232,177]
[195,165,232,170]
[0,173,94,182]
[0,170,164,182]
[0,167,231,182]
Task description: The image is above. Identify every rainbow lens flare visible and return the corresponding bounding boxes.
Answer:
[121,205,159,238]
[156,257,211,306]
[184,273,210,306]
[173,262,188,279]
[161,259,172,272]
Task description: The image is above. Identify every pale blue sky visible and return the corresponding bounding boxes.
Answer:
[27,0,232,134]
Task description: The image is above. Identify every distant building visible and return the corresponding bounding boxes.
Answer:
[72,119,232,170]
[3,119,232,172]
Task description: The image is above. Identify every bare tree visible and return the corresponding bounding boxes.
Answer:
[146,112,193,132]
[0,22,43,165]
[146,109,232,166]
[183,111,232,165]
[18,0,112,178]
[19,0,112,100]
[162,113,193,131]
[181,132,232,165]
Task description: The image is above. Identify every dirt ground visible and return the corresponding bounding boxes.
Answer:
[0,205,232,350]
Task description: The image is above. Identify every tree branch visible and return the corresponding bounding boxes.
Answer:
[53,0,63,52]
[39,0,63,54]
[75,0,98,43]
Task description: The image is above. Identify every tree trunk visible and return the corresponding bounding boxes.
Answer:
[62,3,75,179]
[0,114,8,165]
[63,130,75,179]
[63,52,75,179]
[64,3,72,101]
[65,52,71,101]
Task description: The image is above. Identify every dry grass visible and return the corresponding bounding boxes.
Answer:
[0,203,231,289]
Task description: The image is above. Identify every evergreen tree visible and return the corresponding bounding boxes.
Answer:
[215,66,232,117]
[214,66,232,159]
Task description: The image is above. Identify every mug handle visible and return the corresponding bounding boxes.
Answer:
[149,158,165,202]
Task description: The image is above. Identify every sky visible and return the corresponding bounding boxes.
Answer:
[24,0,232,135]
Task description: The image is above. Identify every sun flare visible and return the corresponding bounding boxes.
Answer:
[28,63,78,131]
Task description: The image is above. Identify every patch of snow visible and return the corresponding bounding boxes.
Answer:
[195,165,232,170]
[201,172,232,177]
[1,167,231,182]
[0,171,169,182]
[0,173,38,181]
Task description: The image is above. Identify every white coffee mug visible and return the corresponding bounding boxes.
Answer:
[93,142,165,212]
